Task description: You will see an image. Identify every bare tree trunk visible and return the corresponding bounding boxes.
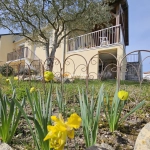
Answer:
[45,42,50,60]
[45,42,53,71]
[48,33,58,71]
[48,44,57,71]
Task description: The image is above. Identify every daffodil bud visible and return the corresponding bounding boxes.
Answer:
[30,87,35,93]
[118,90,129,100]
[44,71,54,81]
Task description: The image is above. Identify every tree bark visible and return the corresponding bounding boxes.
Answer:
[45,42,50,61]
[48,44,57,71]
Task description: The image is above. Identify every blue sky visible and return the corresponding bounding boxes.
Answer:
[126,0,150,72]
[0,0,150,71]
[127,0,150,51]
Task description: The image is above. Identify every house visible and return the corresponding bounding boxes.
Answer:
[125,52,143,81]
[0,0,132,80]
[0,33,40,72]
[143,71,150,80]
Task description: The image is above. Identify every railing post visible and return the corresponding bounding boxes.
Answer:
[120,25,123,44]
[116,25,119,43]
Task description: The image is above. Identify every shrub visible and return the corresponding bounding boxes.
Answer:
[0,64,14,76]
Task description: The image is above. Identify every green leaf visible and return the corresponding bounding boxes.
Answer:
[0,89,25,143]
[92,84,103,144]
[121,100,145,122]
[8,97,25,143]
[13,98,41,150]
[78,85,103,147]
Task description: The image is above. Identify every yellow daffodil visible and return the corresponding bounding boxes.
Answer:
[118,90,129,100]
[30,87,35,93]
[14,76,18,80]
[6,79,10,83]
[44,125,67,150]
[66,113,82,129]
[44,71,54,82]
[44,113,81,150]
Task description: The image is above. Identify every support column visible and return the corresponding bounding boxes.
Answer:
[116,5,120,43]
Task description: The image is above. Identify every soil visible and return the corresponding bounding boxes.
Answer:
[10,101,150,150]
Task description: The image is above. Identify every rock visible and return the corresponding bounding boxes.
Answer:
[0,143,13,150]
[33,75,43,81]
[17,75,23,80]
[23,77,30,81]
[127,145,133,150]
[86,145,100,150]
[53,77,61,83]
[63,78,70,83]
[23,75,43,81]
[53,77,74,83]
[100,143,114,150]
[134,122,150,150]
[86,143,114,150]
[64,78,74,83]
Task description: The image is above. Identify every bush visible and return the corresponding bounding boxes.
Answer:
[0,64,14,76]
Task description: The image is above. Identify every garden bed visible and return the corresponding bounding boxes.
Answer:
[0,77,150,150]
[10,102,150,150]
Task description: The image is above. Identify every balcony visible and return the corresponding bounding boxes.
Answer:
[13,35,24,43]
[127,52,142,63]
[7,47,38,62]
[68,24,125,52]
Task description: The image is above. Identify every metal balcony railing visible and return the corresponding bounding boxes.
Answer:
[7,47,39,62]
[68,24,124,51]
[127,52,142,63]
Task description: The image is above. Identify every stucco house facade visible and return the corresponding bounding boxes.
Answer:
[0,0,129,80]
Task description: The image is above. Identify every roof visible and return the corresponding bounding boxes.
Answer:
[0,33,20,38]
[143,71,150,74]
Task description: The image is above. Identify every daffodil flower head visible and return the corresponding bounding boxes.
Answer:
[44,113,82,150]
[118,90,129,100]
[44,125,66,150]
[51,116,59,122]
[66,113,82,129]
[14,76,18,80]
[6,78,10,83]
[30,87,35,93]
[44,71,54,82]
